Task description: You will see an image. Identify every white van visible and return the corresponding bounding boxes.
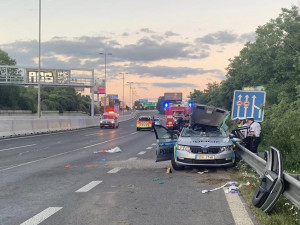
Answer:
[100,111,119,129]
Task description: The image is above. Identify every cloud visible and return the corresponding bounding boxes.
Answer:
[123,64,224,79]
[165,31,180,38]
[152,82,198,88]
[140,28,154,33]
[195,31,256,45]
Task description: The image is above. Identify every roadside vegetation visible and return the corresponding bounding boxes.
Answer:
[187,6,300,173]
[229,161,299,225]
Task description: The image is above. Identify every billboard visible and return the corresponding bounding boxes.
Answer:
[94,79,105,94]
[108,94,118,100]
[164,92,182,101]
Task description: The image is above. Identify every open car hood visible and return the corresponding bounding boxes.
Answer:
[190,104,229,128]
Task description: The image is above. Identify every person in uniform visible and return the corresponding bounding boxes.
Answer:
[244,117,261,153]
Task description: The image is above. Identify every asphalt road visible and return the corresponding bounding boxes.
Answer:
[0,111,249,225]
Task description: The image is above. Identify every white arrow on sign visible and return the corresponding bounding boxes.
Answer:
[237,94,242,118]
[243,95,249,118]
[251,95,262,118]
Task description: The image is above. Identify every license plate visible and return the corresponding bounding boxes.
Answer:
[195,155,215,160]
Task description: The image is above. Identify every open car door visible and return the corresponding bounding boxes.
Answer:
[153,125,178,162]
[252,146,284,213]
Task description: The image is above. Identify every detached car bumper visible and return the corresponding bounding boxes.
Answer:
[175,150,235,166]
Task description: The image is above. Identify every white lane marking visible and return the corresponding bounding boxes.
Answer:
[0,144,36,152]
[224,189,254,225]
[107,167,122,174]
[0,132,138,172]
[75,181,103,192]
[127,157,137,161]
[20,207,63,225]
[146,147,153,150]
[85,133,102,137]
[151,143,156,146]
[138,151,146,155]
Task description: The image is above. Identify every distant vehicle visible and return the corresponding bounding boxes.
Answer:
[152,116,161,126]
[136,116,153,131]
[154,104,236,170]
[100,111,119,129]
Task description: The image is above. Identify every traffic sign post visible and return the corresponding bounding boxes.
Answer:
[231,90,266,122]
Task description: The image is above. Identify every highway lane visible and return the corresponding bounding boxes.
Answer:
[0,111,254,225]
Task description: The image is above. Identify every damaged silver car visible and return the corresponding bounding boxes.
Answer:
[153,104,235,170]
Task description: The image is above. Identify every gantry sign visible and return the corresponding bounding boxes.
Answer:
[0,65,94,88]
[0,65,95,116]
[231,90,266,122]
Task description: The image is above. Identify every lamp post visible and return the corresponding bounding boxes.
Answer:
[37,0,41,118]
[127,82,133,110]
[99,52,112,113]
[119,72,128,114]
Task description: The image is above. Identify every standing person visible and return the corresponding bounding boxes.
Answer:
[240,118,250,137]
[246,117,261,153]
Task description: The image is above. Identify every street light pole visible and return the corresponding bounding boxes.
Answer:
[37,0,41,118]
[99,52,112,113]
[127,82,133,110]
[120,72,128,114]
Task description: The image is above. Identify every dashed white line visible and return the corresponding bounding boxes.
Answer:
[20,207,63,225]
[138,151,146,155]
[76,181,103,192]
[127,157,137,161]
[0,144,37,152]
[146,147,153,150]
[151,143,156,146]
[107,168,122,174]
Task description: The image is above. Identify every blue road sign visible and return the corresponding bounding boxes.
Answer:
[231,90,266,122]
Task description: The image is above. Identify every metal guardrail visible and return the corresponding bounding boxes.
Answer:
[236,144,300,210]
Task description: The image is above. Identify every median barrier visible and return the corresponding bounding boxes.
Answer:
[13,119,34,136]
[0,120,15,138]
[47,119,61,132]
[59,119,72,130]
[86,117,99,127]
[32,119,49,134]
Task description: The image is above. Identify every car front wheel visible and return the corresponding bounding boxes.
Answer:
[171,154,184,171]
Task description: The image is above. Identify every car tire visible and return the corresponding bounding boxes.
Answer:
[171,154,184,171]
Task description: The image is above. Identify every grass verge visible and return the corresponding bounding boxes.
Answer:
[228,161,300,225]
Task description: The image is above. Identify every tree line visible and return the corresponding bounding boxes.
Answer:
[157,6,300,172]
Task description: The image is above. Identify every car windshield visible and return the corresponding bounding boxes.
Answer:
[139,117,151,121]
[103,115,114,119]
[181,126,227,137]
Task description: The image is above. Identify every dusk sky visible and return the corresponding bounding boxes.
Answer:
[0,0,298,103]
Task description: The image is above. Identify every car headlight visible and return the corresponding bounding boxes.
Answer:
[100,120,103,123]
[185,146,191,152]
[177,145,191,152]
[220,146,233,152]
[177,144,184,150]
[111,121,115,123]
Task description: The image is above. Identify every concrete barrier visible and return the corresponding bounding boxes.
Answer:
[32,119,49,134]
[86,117,99,127]
[0,120,15,138]
[47,119,61,132]
[59,119,72,130]
[13,119,35,136]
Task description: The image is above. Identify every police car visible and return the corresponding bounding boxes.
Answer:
[153,104,236,170]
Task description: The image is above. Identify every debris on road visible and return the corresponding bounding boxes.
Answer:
[166,168,172,174]
[94,146,122,154]
[101,158,106,162]
[201,181,238,194]
[153,178,159,181]
[197,169,209,175]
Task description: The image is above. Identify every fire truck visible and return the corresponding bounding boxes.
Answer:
[163,93,193,130]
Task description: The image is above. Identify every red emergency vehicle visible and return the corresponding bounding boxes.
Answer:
[163,93,193,130]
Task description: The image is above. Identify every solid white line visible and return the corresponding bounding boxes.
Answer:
[0,132,138,172]
[138,151,146,155]
[107,167,122,174]
[20,207,63,225]
[127,157,137,161]
[75,181,102,192]
[85,133,102,136]
[0,144,36,152]
[146,147,153,150]
[224,189,254,225]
